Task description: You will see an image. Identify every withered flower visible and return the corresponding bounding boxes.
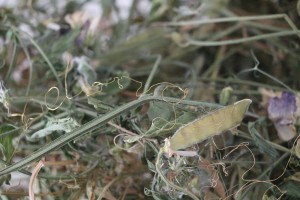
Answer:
[267,91,297,141]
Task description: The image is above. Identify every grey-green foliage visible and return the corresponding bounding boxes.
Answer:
[100,71,131,95]
[0,125,17,162]
[248,121,279,159]
[280,180,300,198]
[27,117,80,142]
[50,28,81,55]
[146,104,197,137]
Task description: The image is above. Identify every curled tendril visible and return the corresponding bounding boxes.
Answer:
[44,87,65,111]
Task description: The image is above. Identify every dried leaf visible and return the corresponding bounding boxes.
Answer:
[75,56,96,85]
[199,159,226,198]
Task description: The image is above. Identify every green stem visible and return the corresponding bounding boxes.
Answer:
[181,30,300,47]
[14,30,34,96]
[142,55,162,94]
[0,157,99,180]
[5,42,17,82]
[237,130,295,155]
[164,14,294,27]
[0,95,219,176]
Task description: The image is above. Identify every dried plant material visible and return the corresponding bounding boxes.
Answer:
[163,138,198,158]
[0,81,10,113]
[295,138,300,159]
[268,91,297,141]
[77,76,95,96]
[297,0,300,16]
[199,159,226,199]
[75,57,97,85]
[268,91,296,124]
[273,123,296,141]
[262,194,277,200]
[258,87,278,107]
[64,11,99,31]
[2,1,300,199]
[64,11,100,46]
[86,177,96,200]
[259,88,300,141]
[42,20,61,31]
[29,160,45,200]
[286,172,300,182]
[169,99,252,150]
[259,88,288,105]
[169,32,186,46]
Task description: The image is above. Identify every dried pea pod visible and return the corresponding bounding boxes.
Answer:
[170,99,252,150]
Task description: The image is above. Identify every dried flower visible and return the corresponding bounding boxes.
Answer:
[0,81,10,113]
[163,138,197,159]
[64,11,100,47]
[268,91,297,125]
[266,91,298,141]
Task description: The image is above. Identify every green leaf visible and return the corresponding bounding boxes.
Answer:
[99,28,169,65]
[147,101,173,122]
[27,117,80,142]
[147,159,156,173]
[0,125,17,162]
[248,121,279,159]
[5,29,16,43]
[145,111,196,136]
[51,28,80,54]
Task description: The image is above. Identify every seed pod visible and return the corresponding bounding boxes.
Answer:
[170,99,252,150]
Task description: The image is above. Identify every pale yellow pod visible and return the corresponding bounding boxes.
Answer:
[170,99,252,150]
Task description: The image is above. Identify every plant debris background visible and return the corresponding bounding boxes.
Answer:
[1,0,300,199]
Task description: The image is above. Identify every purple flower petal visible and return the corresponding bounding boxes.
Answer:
[267,91,296,125]
[274,123,296,141]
